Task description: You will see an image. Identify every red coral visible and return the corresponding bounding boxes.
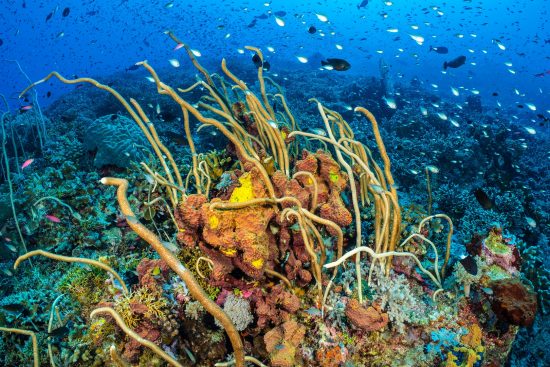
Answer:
[251,284,300,330]
[490,278,537,327]
[122,319,161,362]
[345,298,389,332]
[175,194,208,247]
[136,258,170,290]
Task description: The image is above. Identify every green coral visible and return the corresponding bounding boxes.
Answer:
[58,265,108,306]
[113,287,169,329]
[483,230,510,256]
[84,316,116,347]
[177,247,220,300]
[201,149,233,181]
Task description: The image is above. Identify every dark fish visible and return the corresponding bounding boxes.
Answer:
[252,54,262,68]
[163,131,187,145]
[46,11,54,21]
[430,46,448,54]
[125,64,139,72]
[357,0,369,9]
[247,19,257,28]
[110,114,118,120]
[274,11,286,17]
[321,58,351,71]
[48,321,73,338]
[443,55,466,69]
[46,91,51,98]
[459,255,478,275]
[308,25,316,34]
[492,92,498,96]
[62,7,70,17]
[474,188,493,210]
[251,54,270,71]
[0,39,3,46]
[1,303,26,313]
[517,104,524,109]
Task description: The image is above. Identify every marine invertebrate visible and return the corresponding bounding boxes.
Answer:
[0,112,29,256]
[13,249,128,294]
[14,34,536,366]
[90,307,182,367]
[0,326,39,367]
[345,298,388,332]
[113,286,169,329]
[453,256,482,298]
[482,228,519,274]
[325,230,446,300]
[219,293,254,331]
[427,327,464,359]
[101,177,245,365]
[84,114,149,168]
[263,319,306,367]
[490,277,537,327]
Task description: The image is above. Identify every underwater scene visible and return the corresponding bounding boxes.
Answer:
[0,0,548,366]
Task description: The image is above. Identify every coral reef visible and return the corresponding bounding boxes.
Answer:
[0,41,546,367]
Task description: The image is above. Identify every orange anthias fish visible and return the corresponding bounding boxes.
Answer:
[21,158,34,169]
[45,214,61,223]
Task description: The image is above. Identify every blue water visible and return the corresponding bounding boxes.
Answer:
[1,0,548,114]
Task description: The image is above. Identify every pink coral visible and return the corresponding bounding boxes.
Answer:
[482,230,519,275]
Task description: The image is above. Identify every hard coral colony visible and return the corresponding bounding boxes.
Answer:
[1,32,537,367]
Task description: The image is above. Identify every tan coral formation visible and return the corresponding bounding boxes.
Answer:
[264,319,306,367]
